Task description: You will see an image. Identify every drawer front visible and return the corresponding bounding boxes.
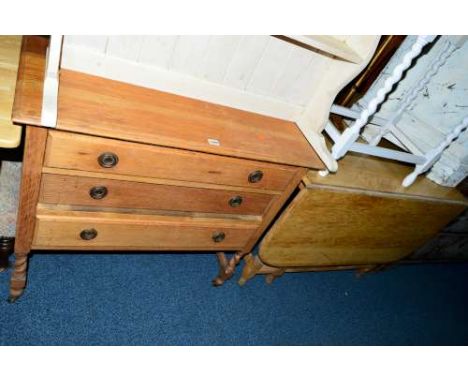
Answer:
[44,130,298,191]
[39,173,275,216]
[33,210,258,250]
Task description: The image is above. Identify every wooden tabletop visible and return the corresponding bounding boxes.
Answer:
[306,152,467,204]
[0,35,22,148]
[12,36,324,169]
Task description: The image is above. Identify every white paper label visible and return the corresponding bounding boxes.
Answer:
[207,138,220,146]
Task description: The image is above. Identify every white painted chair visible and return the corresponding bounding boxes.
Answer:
[326,35,468,187]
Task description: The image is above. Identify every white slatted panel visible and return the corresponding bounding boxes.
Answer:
[106,36,144,61]
[138,36,178,68]
[63,35,331,106]
[246,37,293,96]
[272,44,313,105]
[223,35,269,90]
[170,36,211,77]
[282,55,328,106]
[64,35,108,53]
[202,35,242,83]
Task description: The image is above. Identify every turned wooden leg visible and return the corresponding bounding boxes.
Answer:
[212,251,244,286]
[0,237,14,272]
[265,268,285,285]
[238,254,264,286]
[8,252,29,303]
[5,127,48,302]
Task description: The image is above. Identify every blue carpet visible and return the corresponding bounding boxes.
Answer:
[0,253,467,345]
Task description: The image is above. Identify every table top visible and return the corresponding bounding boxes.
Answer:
[306,152,467,205]
[0,35,22,148]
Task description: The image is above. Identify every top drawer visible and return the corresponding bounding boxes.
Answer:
[44,131,299,191]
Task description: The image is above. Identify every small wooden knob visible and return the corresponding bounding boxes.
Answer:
[248,170,263,183]
[98,152,119,168]
[89,186,108,200]
[212,231,226,243]
[229,195,243,207]
[80,229,98,241]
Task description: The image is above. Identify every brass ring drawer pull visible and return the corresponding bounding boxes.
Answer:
[212,231,226,243]
[80,228,98,241]
[229,195,243,207]
[98,152,119,168]
[89,186,108,200]
[248,170,263,183]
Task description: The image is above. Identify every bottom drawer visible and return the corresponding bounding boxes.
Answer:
[32,209,259,251]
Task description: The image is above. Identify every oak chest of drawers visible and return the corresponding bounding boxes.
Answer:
[8,36,323,301]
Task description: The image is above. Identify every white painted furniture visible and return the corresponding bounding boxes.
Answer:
[40,35,380,170]
[40,35,62,128]
[326,35,468,187]
[361,36,468,187]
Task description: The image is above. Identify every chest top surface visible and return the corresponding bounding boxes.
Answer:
[13,36,324,170]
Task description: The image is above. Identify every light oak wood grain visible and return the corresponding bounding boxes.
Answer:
[11,36,48,126]
[259,186,466,267]
[32,209,258,250]
[10,126,48,302]
[56,69,323,169]
[36,206,261,227]
[306,153,467,204]
[242,167,307,253]
[0,35,22,148]
[36,203,262,223]
[12,37,323,169]
[14,126,48,253]
[39,173,276,216]
[44,130,298,191]
[41,167,281,195]
[242,152,467,284]
[211,168,307,285]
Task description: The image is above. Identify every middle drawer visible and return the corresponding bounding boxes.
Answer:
[39,172,275,216]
